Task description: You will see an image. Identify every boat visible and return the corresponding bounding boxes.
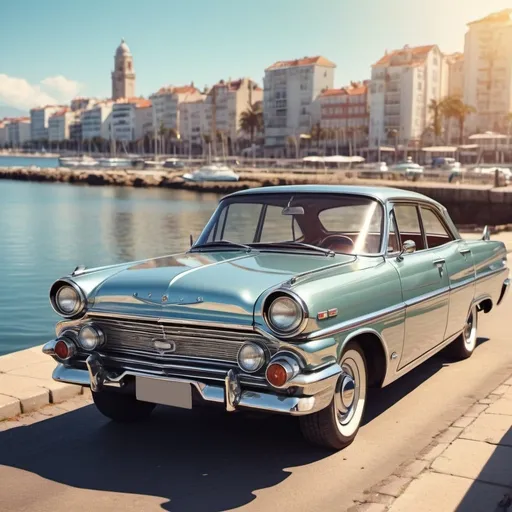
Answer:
[163,158,186,169]
[58,155,99,168]
[182,164,239,182]
[97,157,133,168]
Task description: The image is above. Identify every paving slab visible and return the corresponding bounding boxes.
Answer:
[0,345,46,373]
[0,394,21,420]
[452,416,475,428]
[389,472,511,512]
[371,475,412,498]
[431,438,512,487]
[486,395,512,416]
[0,374,50,413]
[460,413,512,446]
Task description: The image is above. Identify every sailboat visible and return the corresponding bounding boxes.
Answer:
[98,132,133,168]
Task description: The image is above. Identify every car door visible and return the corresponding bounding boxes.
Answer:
[418,205,475,339]
[389,203,450,369]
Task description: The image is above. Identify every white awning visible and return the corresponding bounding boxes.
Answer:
[469,131,507,140]
[422,146,458,152]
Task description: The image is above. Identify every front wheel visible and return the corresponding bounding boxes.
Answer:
[299,342,368,450]
[92,390,156,422]
[448,305,478,360]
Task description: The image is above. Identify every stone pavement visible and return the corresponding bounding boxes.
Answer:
[0,345,88,420]
[350,375,512,512]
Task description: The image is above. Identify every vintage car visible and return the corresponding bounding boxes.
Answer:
[42,185,510,450]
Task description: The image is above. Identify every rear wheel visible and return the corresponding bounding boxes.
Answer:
[448,305,478,360]
[92,390,156,422]
[300,342,368,450]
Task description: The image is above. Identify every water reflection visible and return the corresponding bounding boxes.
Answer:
[0,181,220,355]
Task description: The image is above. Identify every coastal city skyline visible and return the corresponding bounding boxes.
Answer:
[1,0,511,114]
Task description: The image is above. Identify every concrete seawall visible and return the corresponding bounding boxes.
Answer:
[1,167,512,225]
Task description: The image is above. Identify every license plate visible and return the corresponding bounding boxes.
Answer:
[135,377,192,409]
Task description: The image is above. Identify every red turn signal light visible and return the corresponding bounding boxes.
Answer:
[266,363,289,388]
[54,338,76,360]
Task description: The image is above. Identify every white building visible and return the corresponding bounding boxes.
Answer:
[369,45,447,147]
[81,101,113,141]
[30,106,62,142]
[445,53,464,98]
[464,9,512,132]
[179,98,209,150]
[263,56,335,154]
[111,98,152,142]
[7,118,31,147]
[48,108,76,142]
[150,84,205,134]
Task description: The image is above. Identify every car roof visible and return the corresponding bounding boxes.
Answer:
[223,185,443,207]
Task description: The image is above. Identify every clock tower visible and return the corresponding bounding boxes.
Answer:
[111,39,136,100]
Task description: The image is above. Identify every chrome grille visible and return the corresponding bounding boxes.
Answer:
[90,317,274,363]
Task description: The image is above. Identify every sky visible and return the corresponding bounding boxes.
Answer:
[1,0,511,113]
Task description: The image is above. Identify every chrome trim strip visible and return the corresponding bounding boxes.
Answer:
[497,278,510,306]
[307,303,405,340]
[404,286,450,307]
[451,276,475,291]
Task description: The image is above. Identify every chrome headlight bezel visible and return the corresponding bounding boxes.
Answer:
[78,323,105,351]
[50,279,87,319]
[263,291,308,338]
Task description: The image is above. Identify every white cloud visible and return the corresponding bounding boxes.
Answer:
[0,74,82,111]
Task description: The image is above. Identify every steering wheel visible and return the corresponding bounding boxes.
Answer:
[319,234,355,253]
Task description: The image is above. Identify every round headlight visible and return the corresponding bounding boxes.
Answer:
[268,296,304,333]
[78,324,105,351]
[56,286,81,315]
[237,342,266,373]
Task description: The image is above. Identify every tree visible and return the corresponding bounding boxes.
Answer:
[310,122,325,153]
[428,99,445,143]
[387,128,399,162]
[441,97,475,145]
[239,102,263,145]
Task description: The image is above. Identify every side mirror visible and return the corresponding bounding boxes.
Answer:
[397,240,416,261]
[481,225,490,241]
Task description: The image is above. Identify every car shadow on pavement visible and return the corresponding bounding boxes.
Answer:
[0,404,328,512]
[0,337,491,511]
[364,337,490,425]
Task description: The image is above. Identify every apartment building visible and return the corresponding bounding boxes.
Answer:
[0,120,7,147]
[179,98,209,149]
[319,81,370,152]
[7,117,31,147]
[263,56,335,154]
[30,105,63,141]
[81,101,113,140]
[464,9,512,132]
[150,84,204,134]
[445,53,464,97]
[111,98,152,142]
[48,108,77,142]
[369,44,447,147]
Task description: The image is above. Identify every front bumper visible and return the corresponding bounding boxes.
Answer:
[49,352,341,416]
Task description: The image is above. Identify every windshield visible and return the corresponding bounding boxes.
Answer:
[195,193,384,255]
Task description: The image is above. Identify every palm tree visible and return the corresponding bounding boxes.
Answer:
[158,122,167,154]
[309,122,325,153]
[387,128,399,162]
[428,99,445,143]
[441,97,475,145]
[239,102,263,145]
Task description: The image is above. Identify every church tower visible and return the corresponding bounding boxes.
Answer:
[111,39,136,100]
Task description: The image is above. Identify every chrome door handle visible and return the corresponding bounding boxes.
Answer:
[459,249,471,255]
[433,259,445,266]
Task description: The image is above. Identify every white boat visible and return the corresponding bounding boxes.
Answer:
[97,157,133,168]
[182,164,239,182]
[58,155,99,168]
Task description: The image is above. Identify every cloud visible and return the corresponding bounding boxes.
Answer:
[0,74,82,111]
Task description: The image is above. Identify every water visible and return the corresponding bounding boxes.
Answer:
[0,155,60,168]
[0,180,221,355]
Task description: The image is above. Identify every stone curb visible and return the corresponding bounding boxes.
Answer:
[0,345,88,421]
[348,375,512,512]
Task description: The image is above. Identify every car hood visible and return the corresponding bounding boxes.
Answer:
[86,250,357,325]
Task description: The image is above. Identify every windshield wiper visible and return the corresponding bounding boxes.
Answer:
[190,240,253,252]
[252,241,335,257]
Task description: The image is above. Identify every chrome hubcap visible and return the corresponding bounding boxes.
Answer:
[340,374,355,410]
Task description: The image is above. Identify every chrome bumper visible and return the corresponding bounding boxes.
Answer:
[51,353,341,416]
[497,278,510,306]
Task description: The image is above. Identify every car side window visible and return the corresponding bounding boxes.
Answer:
[393,204,426,251]
[420,207,453,249]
